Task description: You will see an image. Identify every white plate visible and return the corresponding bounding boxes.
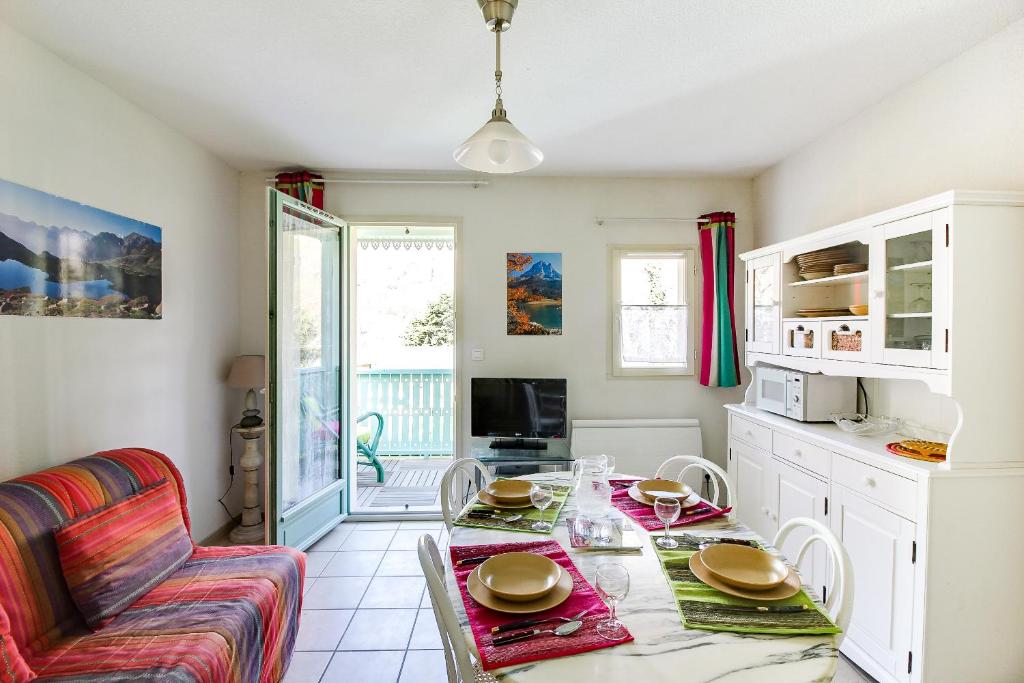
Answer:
[627,484,702,509]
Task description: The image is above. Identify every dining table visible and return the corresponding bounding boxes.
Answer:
[446,471,839,682]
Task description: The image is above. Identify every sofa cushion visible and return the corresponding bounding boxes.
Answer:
[54,479,192,629]
[0,602,35,683]
[27,545,305,683]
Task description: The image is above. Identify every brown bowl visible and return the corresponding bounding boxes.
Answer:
[477,552,562,602]
[698,544,789,591]
[635,479,692,504]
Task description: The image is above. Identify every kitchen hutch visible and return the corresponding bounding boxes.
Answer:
[730,191,1024,683]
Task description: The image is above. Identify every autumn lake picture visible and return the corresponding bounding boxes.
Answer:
[507,251,562,335]
[0,178,162,319]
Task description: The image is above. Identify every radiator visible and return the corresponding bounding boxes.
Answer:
[569,418,703,479]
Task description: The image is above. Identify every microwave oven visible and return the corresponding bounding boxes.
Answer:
[755,367,856,422]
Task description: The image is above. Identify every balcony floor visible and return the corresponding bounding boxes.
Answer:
[354,455,451,513]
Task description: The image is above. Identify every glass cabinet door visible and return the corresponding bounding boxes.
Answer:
[746,253,781,354]
[872,209,949,369]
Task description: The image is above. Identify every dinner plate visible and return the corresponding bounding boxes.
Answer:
[478,552,562,602]
[484,479,534,504]
[698,543,789,590]
[476,490,535,509]
[635,479,693,503]
[628,485,702,509]
[688,552,801,601]
[467,564,573,614]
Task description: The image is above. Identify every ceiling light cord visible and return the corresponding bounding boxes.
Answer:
[493,30,505,118]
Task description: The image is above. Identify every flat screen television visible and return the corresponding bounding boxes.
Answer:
[471,378,567,447]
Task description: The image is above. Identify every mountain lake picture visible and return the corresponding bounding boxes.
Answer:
[0,178,162,319]
[507,251,562,335]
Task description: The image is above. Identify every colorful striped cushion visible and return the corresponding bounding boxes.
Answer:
[0,602,35,683]
[53,479,193,629]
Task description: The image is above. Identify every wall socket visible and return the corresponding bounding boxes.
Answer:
[471,348,485,361]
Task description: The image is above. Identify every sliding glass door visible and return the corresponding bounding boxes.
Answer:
[268,189,348,548]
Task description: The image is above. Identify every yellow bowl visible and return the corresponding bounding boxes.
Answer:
[635,479,692,503]
[698,544,789,591]
[849,304,869,316]
[484,479,535,503]
[477,552,562,602]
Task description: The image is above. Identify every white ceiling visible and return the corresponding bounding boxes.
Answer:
[1,0,1022,176]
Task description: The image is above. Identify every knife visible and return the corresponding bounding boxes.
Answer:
[682,534,757,547]
[490,609,590,635]
[713,604,809,613]
[455,555,493,566]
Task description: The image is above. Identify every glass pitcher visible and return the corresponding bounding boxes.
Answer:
[573,455,612,520]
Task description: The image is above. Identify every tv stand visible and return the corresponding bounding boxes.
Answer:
[489,438,548,451]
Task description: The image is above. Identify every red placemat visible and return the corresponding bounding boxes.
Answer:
[449,540,634,671]
[609,478,731,531]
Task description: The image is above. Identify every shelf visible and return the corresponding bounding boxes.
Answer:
[887,312,932,319]
[784,315,868,321]
[789,271,868,287]
[888,260,932,272]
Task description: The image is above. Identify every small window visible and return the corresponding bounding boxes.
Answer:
[610,246,696,376]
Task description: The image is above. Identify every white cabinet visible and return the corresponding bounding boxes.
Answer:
[730,437,776,541]
[745,252,782,355]
[772,459,830,596]
[869,208,951,369]
[830,484,916,683]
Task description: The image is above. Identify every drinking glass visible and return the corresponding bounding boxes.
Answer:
[595,563,630,640]
[654,497,681,549]
[529,483,555,531]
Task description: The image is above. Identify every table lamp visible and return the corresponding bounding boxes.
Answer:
[227,355,265,428]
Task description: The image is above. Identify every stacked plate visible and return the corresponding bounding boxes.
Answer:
[885,438,947,463]
[796,307,853,318]
[478,480,535,509]
[688,544,801,600]
[833,263,867,275]
[627,479,701,509]
[467,552,573,614]
[795,247,850,280]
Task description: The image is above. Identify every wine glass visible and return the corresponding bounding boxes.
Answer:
[595,563,630,640]
[529,483,554,531]
[654,497,681,549]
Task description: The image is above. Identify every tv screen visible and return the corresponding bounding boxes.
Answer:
[471,378,567,439]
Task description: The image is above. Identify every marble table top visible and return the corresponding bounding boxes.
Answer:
[447,472,838,682]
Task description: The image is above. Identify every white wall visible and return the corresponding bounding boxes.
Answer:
[239,174,753,469]
[753,18,1024,435]
[0,23,241,540]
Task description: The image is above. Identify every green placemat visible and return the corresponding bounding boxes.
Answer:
[453,483,572,534]
[652,535,841,635]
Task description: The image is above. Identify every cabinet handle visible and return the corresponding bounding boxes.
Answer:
[863,476,876,488]
[793,449,802,458]
[872,290,884,299]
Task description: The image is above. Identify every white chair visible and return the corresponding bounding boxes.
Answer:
[418,534,497,683]
[655,455,732,509]
[772,517,854,641]
[440,458,493,531]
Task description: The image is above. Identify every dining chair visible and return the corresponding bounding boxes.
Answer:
[418,534,498,683]
[440,458,493,531]
[655,455,732,509]
[772,517,854,641]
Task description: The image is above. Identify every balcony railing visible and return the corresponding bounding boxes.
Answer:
[356,368,454,456]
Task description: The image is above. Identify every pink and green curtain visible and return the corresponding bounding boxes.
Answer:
[699,212,740,387]
[275,171,325,209]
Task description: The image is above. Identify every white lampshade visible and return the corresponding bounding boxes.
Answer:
[453,117,543,174]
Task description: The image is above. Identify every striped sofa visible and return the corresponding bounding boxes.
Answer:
[0,448,305,682]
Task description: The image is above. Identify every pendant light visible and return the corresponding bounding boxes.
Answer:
[453,0,543,174]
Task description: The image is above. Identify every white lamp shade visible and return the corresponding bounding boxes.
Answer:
[227,355,265,390]
[453,118,543,173]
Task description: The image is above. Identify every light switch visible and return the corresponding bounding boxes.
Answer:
[471,348,485,361]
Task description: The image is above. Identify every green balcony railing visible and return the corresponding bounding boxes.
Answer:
[356,368,454,456]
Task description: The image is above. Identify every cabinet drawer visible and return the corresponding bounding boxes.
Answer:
[772,431,830,478]
[731,414,772,451]
[822,318,871,363]
[832,453,916,519]
[783,320,821,359]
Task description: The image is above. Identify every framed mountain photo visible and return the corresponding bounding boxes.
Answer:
[507,251,562,335]
[0,178,162,319]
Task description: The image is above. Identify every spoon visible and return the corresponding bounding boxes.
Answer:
[492,619,583,646]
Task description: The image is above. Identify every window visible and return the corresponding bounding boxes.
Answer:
[610,246,696,376]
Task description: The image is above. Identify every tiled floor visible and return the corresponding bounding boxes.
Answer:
[288,520,875,683]
[286,520,450,683]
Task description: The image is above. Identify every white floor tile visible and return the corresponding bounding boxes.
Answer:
[398,521,444,530]
[304,578,316,596]
[305,576,371,609]
[354,521,401,529]
[388,529,440,551]
[342,529,398,550]
[294,609,355,651]
[337,609,417,650]
[408,609,443,650]
[322,550,385,577]
[322,650,405,683]
[399,649,448,683]
[282,651,332,683]
[310,525,355,552]
[376,551,423,577]
[360,576,425,608]
[305,551,334,578]
[420,588,434,609]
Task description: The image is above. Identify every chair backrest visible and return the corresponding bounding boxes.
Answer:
[440,458,493,530]
[772,517,854,640]
[655,455,732,509]
[418,534,476,683]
